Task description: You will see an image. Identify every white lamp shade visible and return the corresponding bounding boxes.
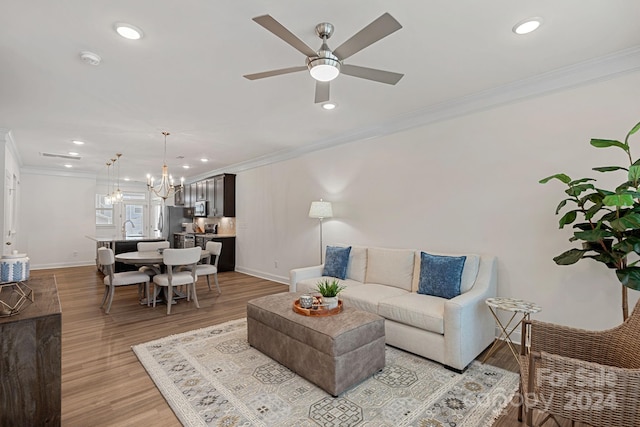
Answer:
[309,200,333,219]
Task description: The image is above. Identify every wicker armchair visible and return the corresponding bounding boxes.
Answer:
[519,300,640,427]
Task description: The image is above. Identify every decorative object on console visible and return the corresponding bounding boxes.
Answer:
[540,120,640,320]
[308,198,333,263]
[0,252,33,316]
[417,252,466,299]
[147,131,185,201]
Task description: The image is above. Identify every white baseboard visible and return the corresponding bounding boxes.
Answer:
[234,266,289,286]
[31,261,96,270]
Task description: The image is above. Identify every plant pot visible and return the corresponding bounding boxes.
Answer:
[322,296,339,309]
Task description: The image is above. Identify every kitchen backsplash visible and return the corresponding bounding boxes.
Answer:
[194,217,236,235]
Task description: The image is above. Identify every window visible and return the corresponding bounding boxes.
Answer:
[96,194,114,226]
[123,202,144,236]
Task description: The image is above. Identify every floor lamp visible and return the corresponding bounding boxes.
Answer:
[309,199,333,264]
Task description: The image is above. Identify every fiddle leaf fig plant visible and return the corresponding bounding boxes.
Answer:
[540,120,640,320]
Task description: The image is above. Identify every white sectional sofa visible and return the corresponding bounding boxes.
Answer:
[290,245,497,371]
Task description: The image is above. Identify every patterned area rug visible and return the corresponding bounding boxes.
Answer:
[133,318,518,427]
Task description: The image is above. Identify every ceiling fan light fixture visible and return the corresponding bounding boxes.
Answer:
[307,55,341,82]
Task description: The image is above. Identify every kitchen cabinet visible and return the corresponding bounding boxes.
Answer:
[195,235,236,272]
[1,276,61,426]
[183,183,195,208]
[196,180,207,201]
[207,174,235,217]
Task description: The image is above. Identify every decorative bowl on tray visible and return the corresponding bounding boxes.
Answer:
[293,298,343,317]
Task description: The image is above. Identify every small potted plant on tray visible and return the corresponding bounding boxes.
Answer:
[315,279,346,309]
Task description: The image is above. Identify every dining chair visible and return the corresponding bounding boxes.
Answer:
[185,241,222,294]
[152,247,202,315]
[97,247,150,313]
[136,241,170,277]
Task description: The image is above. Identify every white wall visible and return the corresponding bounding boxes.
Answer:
[19,172,97,269]
[236,70,640,330]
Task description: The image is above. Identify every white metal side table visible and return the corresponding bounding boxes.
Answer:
[482,297,541,365]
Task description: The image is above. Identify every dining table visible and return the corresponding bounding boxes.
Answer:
[115,249,211,306]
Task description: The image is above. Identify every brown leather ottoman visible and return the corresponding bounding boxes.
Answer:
[247,292,385,396]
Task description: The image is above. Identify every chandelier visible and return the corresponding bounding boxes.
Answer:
[147,131,184,200]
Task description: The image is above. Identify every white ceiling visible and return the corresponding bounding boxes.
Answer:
[2,1,640,183]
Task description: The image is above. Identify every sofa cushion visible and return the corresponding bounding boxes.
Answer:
[365,247,415,291]
[340,284,408,313]
[296,277,364,295]
[417,252,466,299]
[412,251,480,294]
[322,246,351,279]
[336,244,367,282]
[379,293,446,334]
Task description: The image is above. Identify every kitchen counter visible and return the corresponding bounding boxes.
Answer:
[173,232,236,238]
[87,236,166,273]
[86,235,164,242]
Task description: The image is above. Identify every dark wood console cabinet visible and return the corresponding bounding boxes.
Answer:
[0,276,62,426]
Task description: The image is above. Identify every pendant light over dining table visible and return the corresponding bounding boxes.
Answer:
[104,153,123,205]
[147,131,184,201]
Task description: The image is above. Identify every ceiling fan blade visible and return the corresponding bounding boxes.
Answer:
[243,66,306,80]
[252,15,317,57]
[333,13,402,60]
[341,64,404,85]
[314,81,330,103]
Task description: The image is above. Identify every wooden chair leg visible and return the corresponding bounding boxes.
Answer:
[100,285,109,308]
[166,284,172,315]
[152,285,158,308]
[145,282,150,307]
[206,275,211,291]
[191,282,199,309]
[213,273,221,294]
[106,285,115,314]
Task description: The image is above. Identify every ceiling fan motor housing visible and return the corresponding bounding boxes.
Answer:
[307,23,340,82]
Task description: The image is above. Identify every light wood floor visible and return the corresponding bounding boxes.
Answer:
[32,266,588,426]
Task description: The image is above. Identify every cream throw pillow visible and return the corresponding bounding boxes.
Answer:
[365,247,415,291]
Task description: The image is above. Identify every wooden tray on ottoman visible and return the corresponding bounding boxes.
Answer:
[293,299,342,316]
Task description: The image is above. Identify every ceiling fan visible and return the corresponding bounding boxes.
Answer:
[243,13,404,104]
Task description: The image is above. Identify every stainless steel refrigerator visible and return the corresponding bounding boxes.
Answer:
[159,206,193,246]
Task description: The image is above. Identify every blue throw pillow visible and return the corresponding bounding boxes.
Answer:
[417,252,466,299]
[322,246,351,280]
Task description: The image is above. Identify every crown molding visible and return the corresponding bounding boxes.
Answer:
[21,166,98,180]
[207,45,640,176]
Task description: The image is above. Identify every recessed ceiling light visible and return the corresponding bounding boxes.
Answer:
[513,17,543,35]
[124,177,130,181]
[322,103,337,110]
[68,151,79,156]
[183,165,190,169]
[114,23,144,40]
[72,140,85,145]
[200,158,209,162]
[64,164,73,168]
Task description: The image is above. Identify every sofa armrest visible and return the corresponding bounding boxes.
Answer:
[443,255,498,370]
[289,265,323,292]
